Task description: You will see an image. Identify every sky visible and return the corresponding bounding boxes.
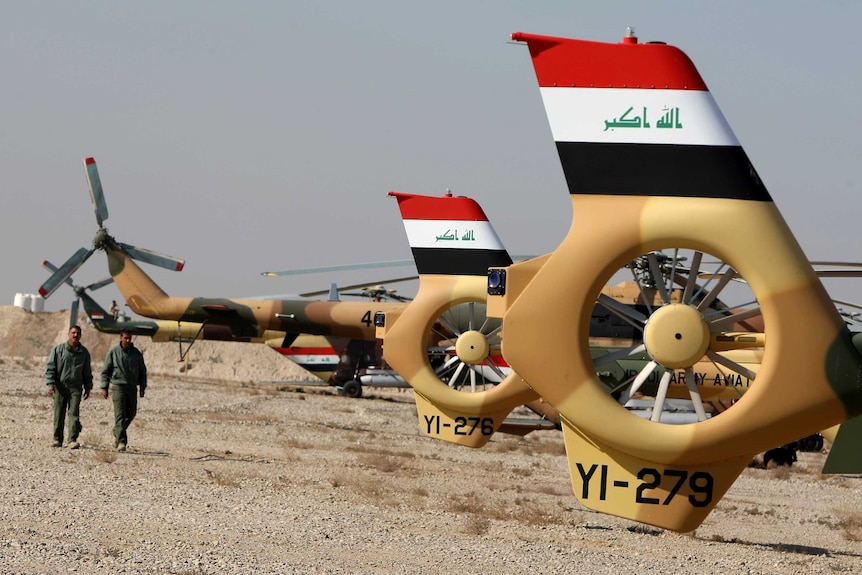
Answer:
[2,1,860,316]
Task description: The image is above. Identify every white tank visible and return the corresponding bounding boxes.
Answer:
[13,293,31,310]
[29,294,45,312]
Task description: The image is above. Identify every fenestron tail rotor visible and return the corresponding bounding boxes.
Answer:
[38,157,185,299]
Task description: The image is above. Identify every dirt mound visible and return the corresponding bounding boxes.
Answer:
[0,305,312,383]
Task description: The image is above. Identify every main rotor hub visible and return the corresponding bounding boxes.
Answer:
[643,303,710,369]
[93,228,112,250]
[455,330,490,365]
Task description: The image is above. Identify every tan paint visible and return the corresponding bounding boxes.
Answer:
[381,274,540,446]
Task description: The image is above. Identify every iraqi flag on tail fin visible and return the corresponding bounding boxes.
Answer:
[511,32,771,201]
[390,192,512,275]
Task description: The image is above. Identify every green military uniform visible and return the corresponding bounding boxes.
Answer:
[101,341,147,448]
[45,340,93,446]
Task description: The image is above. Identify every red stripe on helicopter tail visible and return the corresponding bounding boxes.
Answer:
[510,32,707,91]
[85,157,96,165]
[389,192,490,222]
[175,262,185,272]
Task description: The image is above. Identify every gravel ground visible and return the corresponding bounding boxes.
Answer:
[1,359,861,574]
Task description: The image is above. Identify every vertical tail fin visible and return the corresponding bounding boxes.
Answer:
[380,191,537,448]
[78,290,163,337]
[389,191,512,275]
[77,291,112,327]
[511,31,769,201]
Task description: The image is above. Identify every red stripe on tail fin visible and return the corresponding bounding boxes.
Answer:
[389,192,490,222]
[511,32,707,91]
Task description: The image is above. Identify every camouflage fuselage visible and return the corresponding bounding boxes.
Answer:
[105,242,403,341]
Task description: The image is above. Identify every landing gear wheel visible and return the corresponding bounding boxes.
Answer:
[797,433,824,452]
[764,445,797,467]
[591,249,763,425]
[341,380,363,398]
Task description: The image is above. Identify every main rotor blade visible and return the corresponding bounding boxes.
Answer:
[262,259,414,277]
[39,248,94,298]
[118,242,185,271]
[263,255,538,277]
[298,275,418,298]
[834,298,862,311]
[42,260,76,289]
[84,157,109,227]
[69,299,80,328]
[86,277,115,291]
[815,270,862,278]
[43,260,112,294]
[811,261,862,268]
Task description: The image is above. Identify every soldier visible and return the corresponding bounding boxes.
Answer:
[101,329,147,451]
[45,325,93,449]
[109,300,119,320]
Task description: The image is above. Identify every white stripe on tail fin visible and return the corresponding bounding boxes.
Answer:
[389,191,512,275]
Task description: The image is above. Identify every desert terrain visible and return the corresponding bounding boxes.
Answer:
[0,306,860,574]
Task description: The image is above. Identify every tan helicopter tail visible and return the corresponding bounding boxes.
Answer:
[487,31,862,531]
[378,191,539,447]
[105,239,194,321]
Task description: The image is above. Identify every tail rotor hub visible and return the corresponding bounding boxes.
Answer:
[454,330,490,365]
[643,303,710,369]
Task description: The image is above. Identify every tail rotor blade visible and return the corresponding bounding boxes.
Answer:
[118,242,185,271]
[39,248,94,298]
[84,157,109,227]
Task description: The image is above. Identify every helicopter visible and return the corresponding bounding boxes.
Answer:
[38,158,410,344]
[475,30,862,532]
[39,161,547,414]
[376,30,862,532]
[45,262,430,397]
[42,259,298,356]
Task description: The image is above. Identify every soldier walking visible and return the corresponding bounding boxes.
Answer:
[45,325,93,449]
[101,329,147,451]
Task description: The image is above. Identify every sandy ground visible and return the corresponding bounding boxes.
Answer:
[1,307,861,573]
